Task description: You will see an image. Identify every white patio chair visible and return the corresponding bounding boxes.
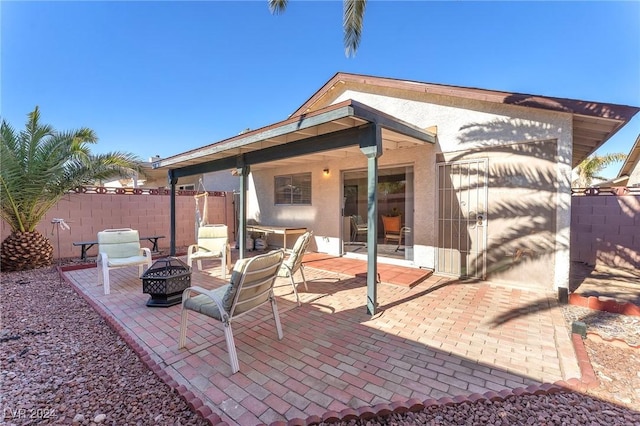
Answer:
[97,228,152,295]
[276,231,313,306]
[187,224,231,278]
[179,249,285,374]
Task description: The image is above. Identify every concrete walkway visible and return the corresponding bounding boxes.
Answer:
[63,254,580,426]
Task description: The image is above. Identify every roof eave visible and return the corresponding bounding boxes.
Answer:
[617,134,640,178]
[154,100,435,170]
[292,72,640,122]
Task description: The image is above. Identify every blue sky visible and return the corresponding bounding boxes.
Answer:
[2,1,639,178]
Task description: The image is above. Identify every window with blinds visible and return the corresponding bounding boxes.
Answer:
[274,173,312,205]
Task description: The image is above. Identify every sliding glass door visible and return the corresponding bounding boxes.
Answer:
[342,166,414,262]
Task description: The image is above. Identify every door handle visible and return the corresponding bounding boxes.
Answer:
[476,213,485,226]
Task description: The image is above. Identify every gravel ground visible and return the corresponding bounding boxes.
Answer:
[562,305,640,347]
[323,393,640,426]
[1,267,208,426]
[583,339,640,409]
[2,265,639,426]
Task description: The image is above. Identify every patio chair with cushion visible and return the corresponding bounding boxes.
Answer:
[350,215,368,242]
[187,224,232,278]
[97,228,152,295]
[277,231,313,306]
[179,249,285,374]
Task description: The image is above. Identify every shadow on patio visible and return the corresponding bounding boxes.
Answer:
[61,254,580,426]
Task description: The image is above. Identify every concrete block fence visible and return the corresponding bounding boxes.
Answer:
[0,187,235,261]
[571,187,640,269]
[3,184,638,269]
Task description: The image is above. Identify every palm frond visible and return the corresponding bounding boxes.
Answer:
[1,107,142,232]
[267,0,366,57]
[268,0,288,14]
[572,152,627,187]
[343,0,366,57]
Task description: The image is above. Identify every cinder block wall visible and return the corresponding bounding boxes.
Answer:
[0,189,234,260]
[571,193,640,269]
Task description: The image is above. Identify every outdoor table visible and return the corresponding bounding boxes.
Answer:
[245,225,307,250]
[73,235,165,260]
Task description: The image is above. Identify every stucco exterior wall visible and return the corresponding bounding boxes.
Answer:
[247,145,433,255]
[438,139,560,290]
[628,160,640,187]
[248,84,573,290]
[203,170,240,193]
[331,88,573,291]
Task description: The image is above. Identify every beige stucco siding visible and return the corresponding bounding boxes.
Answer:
[331,89,572,289]
[249,85,573,290]
[438,139,561,291]
[203,170,240,193]
[333,88,570,151]
[247,144,434,256]
[628,159,640,187]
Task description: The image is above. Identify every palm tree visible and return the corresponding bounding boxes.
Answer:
[0,107,142,272]
[269,0,367,57]
[572,152,627,187]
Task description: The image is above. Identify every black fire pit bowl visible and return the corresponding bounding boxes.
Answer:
[141,257,192,307]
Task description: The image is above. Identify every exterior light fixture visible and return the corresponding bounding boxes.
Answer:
[323,168,330,176]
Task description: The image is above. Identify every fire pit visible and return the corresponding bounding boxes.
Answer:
[141,257,191,307]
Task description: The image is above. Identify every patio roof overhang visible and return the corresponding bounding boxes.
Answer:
[152,99,436,179]
[157,100,435,317]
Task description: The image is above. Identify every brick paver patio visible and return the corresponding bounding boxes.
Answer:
[62,253,580,425]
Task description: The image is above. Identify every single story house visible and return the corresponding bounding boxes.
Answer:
[153,72,639,314]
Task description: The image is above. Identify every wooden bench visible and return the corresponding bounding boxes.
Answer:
[73,235,165,261]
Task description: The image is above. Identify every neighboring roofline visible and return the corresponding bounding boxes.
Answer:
[592,175,629,187]
[617,133,640,178]
[291,72,640,122]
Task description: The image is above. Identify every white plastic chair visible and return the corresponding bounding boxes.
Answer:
[179,249,285,374]
[187,224,231,278]
[277,231,313,306]
[97,228,152,295]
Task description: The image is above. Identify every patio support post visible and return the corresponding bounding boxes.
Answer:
[237,161,250,259]
[168,170,178,256]
[361,125,382,316]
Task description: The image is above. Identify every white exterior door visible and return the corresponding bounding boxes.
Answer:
[436,159,488,278]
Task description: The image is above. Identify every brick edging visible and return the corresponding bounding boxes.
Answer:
[263,385,578,426]
[569,293,640,316]
[58,263,95,272]
[57,266,605,426]
[569,334,599,390]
